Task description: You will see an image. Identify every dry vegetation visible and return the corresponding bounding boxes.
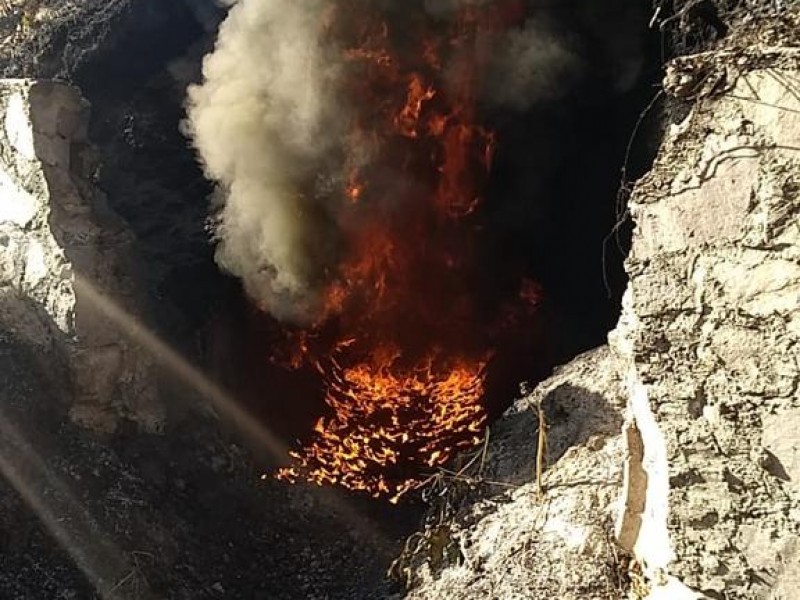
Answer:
[653,0,791,56]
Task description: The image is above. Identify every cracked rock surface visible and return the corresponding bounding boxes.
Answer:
[0,79,160,433]
[401,9,800,600]
[397,347,632,600]
[612,41,800,598]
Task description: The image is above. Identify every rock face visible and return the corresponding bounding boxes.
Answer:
[611,45,800,598]
[0,0,223,80]
[0,79,161,433]
[0,0,231,353]
[396,347,631,599]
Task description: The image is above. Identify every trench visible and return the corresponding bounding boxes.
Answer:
[11,0,667,597]
[81,1,665,455]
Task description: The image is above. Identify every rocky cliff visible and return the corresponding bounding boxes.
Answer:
[612,24,800,598]
[0,79,161,433]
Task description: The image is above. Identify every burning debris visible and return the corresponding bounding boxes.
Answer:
[185,0,566,500]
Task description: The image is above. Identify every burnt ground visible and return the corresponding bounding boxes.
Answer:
[0,332,419,600]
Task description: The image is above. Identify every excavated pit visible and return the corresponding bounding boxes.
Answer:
[166,0,666,468]
[0,1,675,598]
[61,0,665,526]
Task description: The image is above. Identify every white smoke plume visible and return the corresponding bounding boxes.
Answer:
[185,0,643,324]
[185,0,345,323]
[483,19,581,110]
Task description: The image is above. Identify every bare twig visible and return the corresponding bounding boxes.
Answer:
[535,397,547,499]
[478,426,490,477]
[108,568,138,594]
[437,467,519,489]
[602,88,664,297]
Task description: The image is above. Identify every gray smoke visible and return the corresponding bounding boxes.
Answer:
[185,0,346,323]
[185,0,641,323]
[483,19,581,110]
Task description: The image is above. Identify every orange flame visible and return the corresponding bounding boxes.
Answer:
[395,74,436,138]
[272,1,526,501]
[278,351,487,501]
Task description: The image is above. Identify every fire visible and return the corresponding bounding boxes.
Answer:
[280,351,487,502]
[395,75,436,138]
[273,0,532,500]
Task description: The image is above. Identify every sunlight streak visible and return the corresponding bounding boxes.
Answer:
[0,413,136,599]
[72,275,392,546]
[73,275,288,462]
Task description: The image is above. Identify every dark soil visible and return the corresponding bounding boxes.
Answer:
[0,333,418,600]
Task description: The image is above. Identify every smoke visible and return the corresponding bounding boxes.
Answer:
[483,18,581,110]
[185,0,346,323]
[185,0,646,324]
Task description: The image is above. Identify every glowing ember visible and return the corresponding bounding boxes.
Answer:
[278,352,487,502]
[273,0,532,501]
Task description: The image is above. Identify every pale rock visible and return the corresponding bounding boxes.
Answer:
[4,92,36,160]
[0,166,38,226]
[762,408,800,494]
[0,79,163,433]
[611,62,800,598]
[401,347,630,600]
